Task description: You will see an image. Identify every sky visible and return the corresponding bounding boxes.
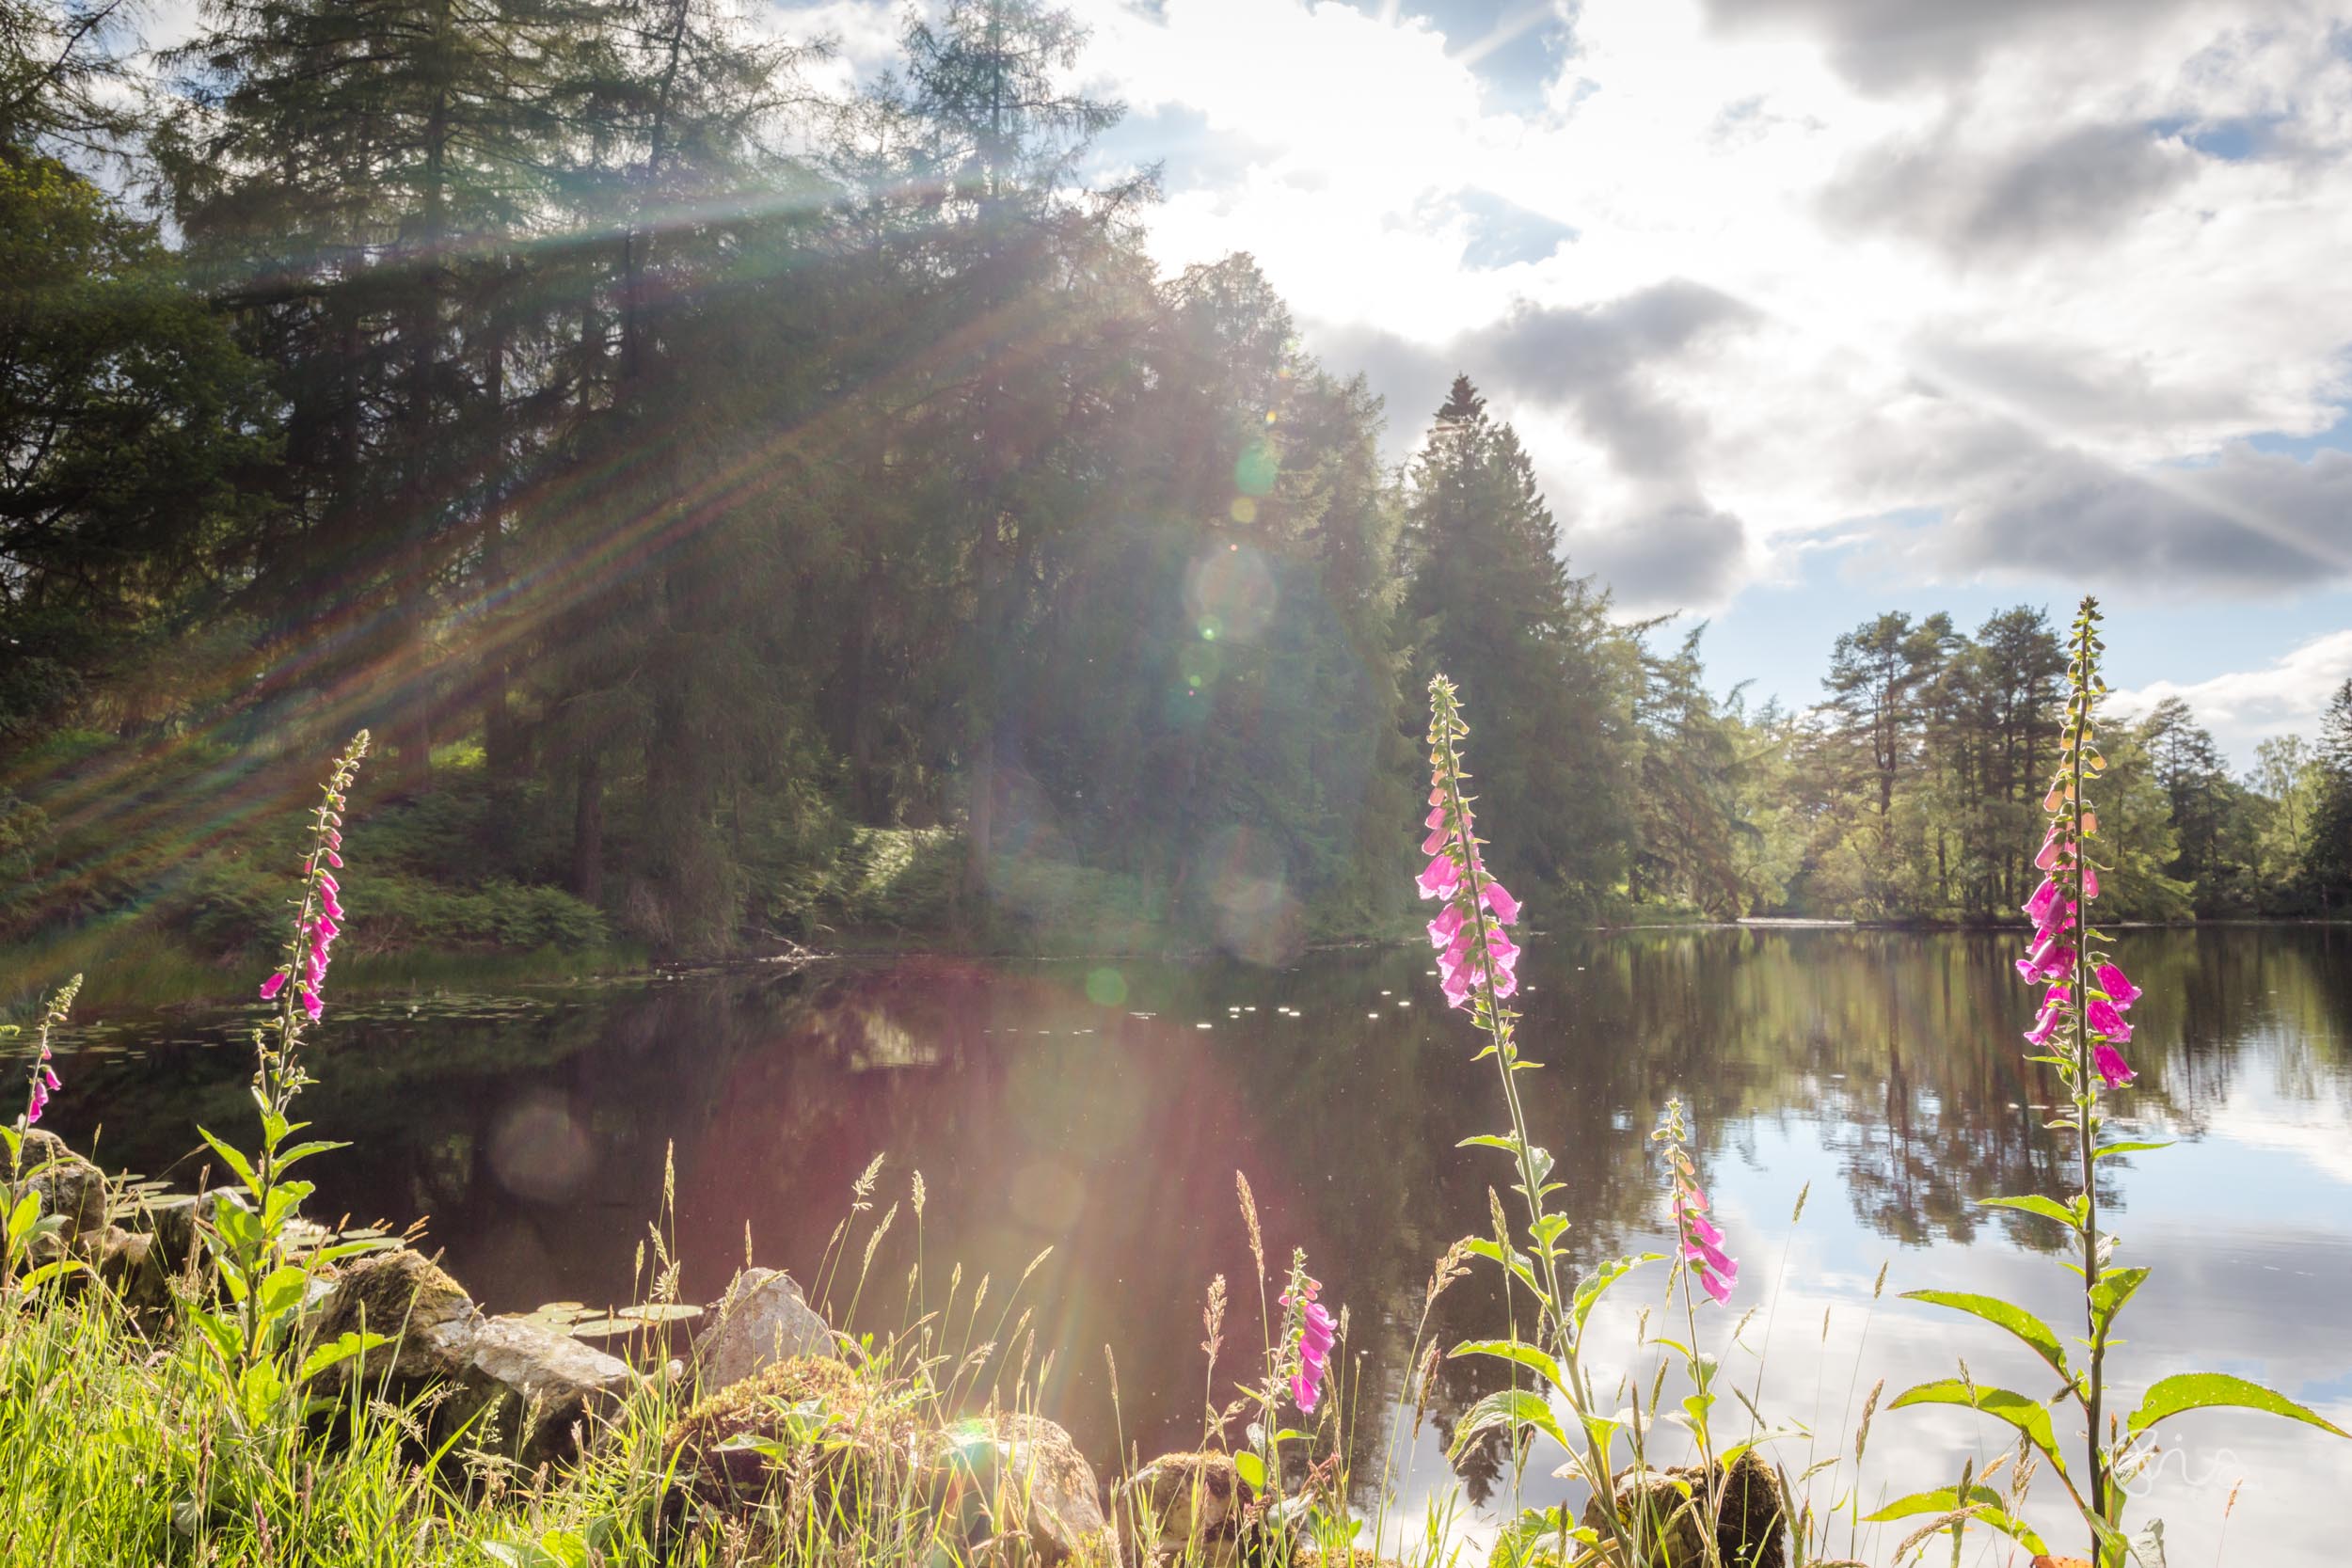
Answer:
[755,0,2352,765]
[131,0,2352,763]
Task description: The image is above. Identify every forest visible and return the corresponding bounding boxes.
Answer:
[6,0,2350,981]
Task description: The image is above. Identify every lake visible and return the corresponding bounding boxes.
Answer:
[29,927,2352,1563]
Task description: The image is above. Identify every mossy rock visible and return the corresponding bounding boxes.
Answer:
[1568,1449,1787,1568]
[660,1354,922,1549]
[12,1129,107,1252]
[663,1360,1108,1567]
[925,1411,1108,1567]
[1113,1452,1294,1568]
[312,1247,482,1384]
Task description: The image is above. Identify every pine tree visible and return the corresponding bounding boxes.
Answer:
[1404,374,1634,912]
[2307,678,2352,910]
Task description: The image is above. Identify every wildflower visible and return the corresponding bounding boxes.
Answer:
[2025,986,2071,1047]
[1293,1299,1336,1413]
[2024,878,2062,927]
[1416,854,1461,900]
[2035,830,2072,872]
[2097,962,2140,1008]
[20,974,80,1129]
[2016,938,2074,985]
[2085,996,2132,1045]
[1673,1180,1738,1306]
[2093,1043,2137,1089]
[1281,1275,1338,1415]
[259,971,288,1001]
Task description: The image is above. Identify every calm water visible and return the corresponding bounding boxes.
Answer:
[32,927,2352,1562]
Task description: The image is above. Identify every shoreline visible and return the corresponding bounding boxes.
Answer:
[12,912,2347,1022]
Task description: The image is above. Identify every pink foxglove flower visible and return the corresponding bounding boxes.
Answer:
[1281,1278,1338,1415]
[259,970,288,1001]
[22,975,81,1128]
[2085,996,2132,1044]
[2017,940,2074,984]
[2025,985,2071,1046]
[1416,854,1461,899]
[2093,1043,2137,1088]
[2097,962,2139,1009]
[1672,1178,1738,1306]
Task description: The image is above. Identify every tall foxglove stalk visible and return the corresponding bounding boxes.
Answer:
[204,729,370,1370]
[1887,598,2347,1567]
[2044,601,2128,1518]
[18,974,79,1130]
[1422,677,1639,1558]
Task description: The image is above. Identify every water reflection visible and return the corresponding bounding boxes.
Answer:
[33,927,2352,1561]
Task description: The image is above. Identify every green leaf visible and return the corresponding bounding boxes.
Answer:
[297,1330,387,1384]
[1462,1237,1549,1305]
[2128,1373,2351,1439]
[272,1139,349,1172]
[1863,1488,2049,1557]
[1571,1254,1661,1331]
[262,1180,314,1233]
[186,1307,243,1367]
[2092,1140,2174,1160]
[1979,1194,2080,1229]
[18,1259,89,1291]
[1232,1451,1266,1494]
[1457,1134,1523,1156]
[305,1236,396,1267]
[1901,1291,2069,1378]
[1450,1338,1570,1400]
[256,1265,310,1324]
[1450,1387,1569,1459]
[210,1193,262,1256]
[238,1359,287,1429]
[2090,1266,2150,1327]
[197,1129,261,1196]
[6,1190,38,1246]
[1889,1379,2069,1477]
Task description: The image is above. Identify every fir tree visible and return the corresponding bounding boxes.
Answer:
[1404,374,1634,912]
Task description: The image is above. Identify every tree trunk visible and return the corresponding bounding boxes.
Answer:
[571,752,604,903]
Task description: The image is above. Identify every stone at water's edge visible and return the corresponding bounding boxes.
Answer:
[937,1411,1111,1566]
[445,1316,639,1469]
[665,1353,1111,1567]
[13,1130,107,1254]
[314,1248,484,1384]
[119,1191,202,1272]
[693,1265,835,1394]
[1573,1449,1786,1568]
[1115,1452,1290,1568]
[313,1247,634,1467]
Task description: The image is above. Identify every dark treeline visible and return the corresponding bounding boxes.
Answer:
[4,0,2348,969]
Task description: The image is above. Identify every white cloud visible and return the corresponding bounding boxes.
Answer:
[2109,628,2352,752]
[1041,0,2352,617]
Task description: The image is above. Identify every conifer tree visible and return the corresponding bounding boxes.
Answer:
[2308,678,2352,910]
[1404,375,1634,911]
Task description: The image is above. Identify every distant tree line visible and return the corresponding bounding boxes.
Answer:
[3,0,2345,959]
